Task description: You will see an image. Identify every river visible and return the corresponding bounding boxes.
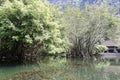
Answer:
[0,57,120,80]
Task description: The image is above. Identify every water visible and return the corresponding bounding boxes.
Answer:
[0,57,120,80]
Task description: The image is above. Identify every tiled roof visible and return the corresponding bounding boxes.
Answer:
[101,40,120,47]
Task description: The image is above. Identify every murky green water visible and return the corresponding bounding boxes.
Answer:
[0,57,120,80]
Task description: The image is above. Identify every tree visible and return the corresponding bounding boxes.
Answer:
[0,0,68,63]
[62,1,120,59]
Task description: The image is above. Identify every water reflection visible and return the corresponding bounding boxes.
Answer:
[1,57,120,80]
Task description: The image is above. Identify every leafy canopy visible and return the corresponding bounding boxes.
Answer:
[0,0,68,55]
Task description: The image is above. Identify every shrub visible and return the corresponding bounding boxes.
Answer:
[94,45,108,54]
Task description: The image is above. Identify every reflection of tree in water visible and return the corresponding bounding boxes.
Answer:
[6,58,120,80]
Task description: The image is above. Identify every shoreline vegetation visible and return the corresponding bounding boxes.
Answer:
[0,0,120,64]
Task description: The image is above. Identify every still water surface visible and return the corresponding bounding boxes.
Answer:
[0,57,120,80]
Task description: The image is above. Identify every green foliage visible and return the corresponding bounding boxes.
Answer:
[0,0,68,62]
[94,45,108,53]
[62,1,120,58]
